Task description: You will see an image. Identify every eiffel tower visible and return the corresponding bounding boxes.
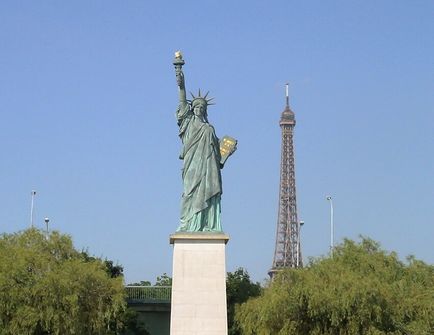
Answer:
[269,84,302,278]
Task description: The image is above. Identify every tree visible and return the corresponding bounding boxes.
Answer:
[126,280,152,286]
[155,273,172,286]
[226,268,262,335]
[80,250,124,279]
[119,308,150,335]
[0,228,126,335]
[126,273,171,287]
[235,237,434,335]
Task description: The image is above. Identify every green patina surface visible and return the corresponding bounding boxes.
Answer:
[173,52,237,233]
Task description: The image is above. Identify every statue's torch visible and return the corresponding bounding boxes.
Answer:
[173,51,185,87]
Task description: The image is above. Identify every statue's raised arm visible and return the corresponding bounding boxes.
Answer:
[173,51,187,105]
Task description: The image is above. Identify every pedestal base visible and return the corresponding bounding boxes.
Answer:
[169,232,229,335]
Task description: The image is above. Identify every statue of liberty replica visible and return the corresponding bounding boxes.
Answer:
[173,51,237,233]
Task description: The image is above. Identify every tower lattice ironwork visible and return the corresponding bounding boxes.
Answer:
[269,85,302,278]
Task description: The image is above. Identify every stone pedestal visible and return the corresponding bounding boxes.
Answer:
[169,232,229,335]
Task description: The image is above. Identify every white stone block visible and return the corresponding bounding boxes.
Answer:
[170,233,229,335]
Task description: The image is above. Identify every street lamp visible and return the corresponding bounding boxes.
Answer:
[44,217,50,239]
[297,220,305,267]
[30,190,36,227]
[326,196,334,253]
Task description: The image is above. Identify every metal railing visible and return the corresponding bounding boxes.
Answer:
[125,286,171,303]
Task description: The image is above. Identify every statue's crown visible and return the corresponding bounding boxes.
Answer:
[190,89,215,107]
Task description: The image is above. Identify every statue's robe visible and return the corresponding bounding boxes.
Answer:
[176,102,222,232]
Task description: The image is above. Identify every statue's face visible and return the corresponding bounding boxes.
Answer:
[192,99,207,117]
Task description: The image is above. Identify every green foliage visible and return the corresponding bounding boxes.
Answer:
[81,250,124,279]
[120,308,150,335]
[235,237,434,335]
[127,273,172,287]
[226,268,262,335]
[104,260,124,279]
[126,280,152,286]
[155,273,172,286]
[0,228,127,335]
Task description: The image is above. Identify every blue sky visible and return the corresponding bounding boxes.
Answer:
[1,1,433,283]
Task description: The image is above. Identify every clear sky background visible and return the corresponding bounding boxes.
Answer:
[1,1,433,284]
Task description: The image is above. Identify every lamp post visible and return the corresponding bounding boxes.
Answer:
[44,217,50,239]
[30,190,36,228]
[326,196,334,253]
[297,220,304,267]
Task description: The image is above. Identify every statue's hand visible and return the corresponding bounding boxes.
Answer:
[176,72,185,88]
[175,68,185,88]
